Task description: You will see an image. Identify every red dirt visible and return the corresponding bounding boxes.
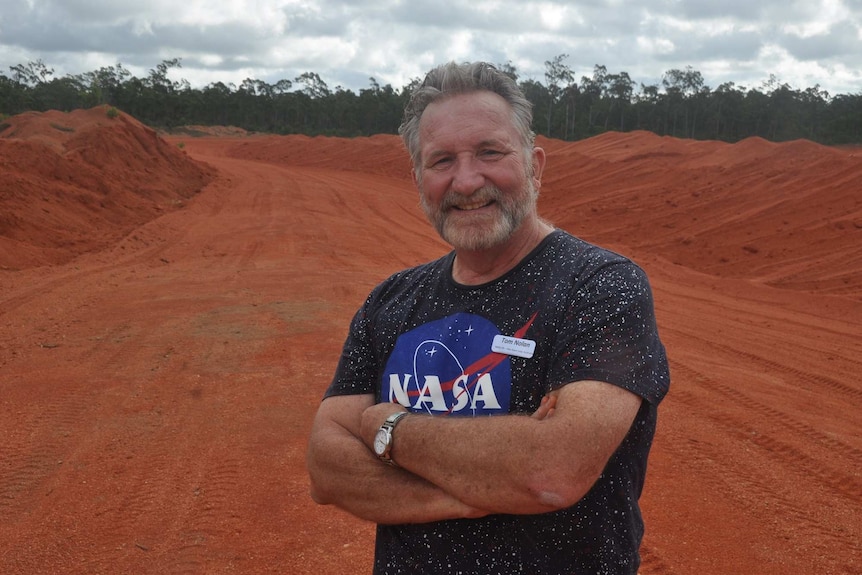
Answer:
[1,108,860,574]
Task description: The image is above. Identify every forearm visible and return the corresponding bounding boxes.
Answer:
[360,382,640,515]
[307,401,486,524]
[392,413,577,514]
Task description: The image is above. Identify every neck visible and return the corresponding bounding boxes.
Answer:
[451,217,554,286]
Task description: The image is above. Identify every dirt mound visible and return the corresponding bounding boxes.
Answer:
[224,133,414,182]
[0,107,216,270]
[536,131,862,299]
[4,115,860,294]
[214,130,862,299]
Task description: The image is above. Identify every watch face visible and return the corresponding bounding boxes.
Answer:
[373,429,389,456]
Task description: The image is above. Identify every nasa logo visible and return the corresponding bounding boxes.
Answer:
[381,313,512,416]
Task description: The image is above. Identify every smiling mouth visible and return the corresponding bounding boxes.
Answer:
[453,199,494,211]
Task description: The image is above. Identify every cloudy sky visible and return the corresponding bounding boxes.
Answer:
[2,0,861,96]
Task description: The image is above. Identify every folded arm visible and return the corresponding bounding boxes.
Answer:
[307,381,640,520]
[306,393,485,524]
[359,380,642,515]
[306,392,559,524]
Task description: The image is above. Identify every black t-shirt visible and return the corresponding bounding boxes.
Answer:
[325,229,670,575]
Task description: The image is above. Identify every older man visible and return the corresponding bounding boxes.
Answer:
[306,61,669,575]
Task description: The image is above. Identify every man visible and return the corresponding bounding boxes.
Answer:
[306,61,670,575]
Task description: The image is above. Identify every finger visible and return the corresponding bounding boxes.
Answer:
[531,395,556,419]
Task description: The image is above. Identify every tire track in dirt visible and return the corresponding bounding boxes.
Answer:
[159,455,243,574]
[671,361,862,503]
[656,393,861,573]
[667,361,862,572]
[706,336,862,402]
[68,388,248,573]
[661,319,861,441]
[669,347,862,467]
[69,405,177,572]
[0,377,97,518]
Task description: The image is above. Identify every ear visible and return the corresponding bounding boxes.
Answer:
[411,167,421,189]
[531,147,546,188]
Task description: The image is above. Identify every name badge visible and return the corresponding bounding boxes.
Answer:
[491,334,536,359]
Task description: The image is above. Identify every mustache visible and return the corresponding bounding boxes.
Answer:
[439,186,503,210]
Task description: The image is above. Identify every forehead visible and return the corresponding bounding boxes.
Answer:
[418,91,520,152]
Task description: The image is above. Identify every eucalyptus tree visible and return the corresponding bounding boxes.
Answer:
[662,66,705,138]
[9,59,54,87]
[580,65,609,133]
[707,82,745,140]
[544,54,574,137]
[606,71,634,131]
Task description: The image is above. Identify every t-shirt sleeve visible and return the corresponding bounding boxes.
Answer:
[320,259,446,401]
[547,260,669,405]
[323,293,379,399]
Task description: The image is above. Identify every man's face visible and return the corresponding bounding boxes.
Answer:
[414,91,543,251]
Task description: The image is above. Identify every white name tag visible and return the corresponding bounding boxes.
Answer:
[491,334,536,359]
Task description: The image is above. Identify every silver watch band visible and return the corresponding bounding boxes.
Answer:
[379,411,409,465]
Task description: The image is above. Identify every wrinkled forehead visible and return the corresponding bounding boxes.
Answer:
[417,91,521,151]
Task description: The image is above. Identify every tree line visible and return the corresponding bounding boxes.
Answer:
[1,56,860,144]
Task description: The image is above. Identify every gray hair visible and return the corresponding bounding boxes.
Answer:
[398,61,536,168]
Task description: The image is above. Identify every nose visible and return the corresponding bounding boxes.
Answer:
[450,156,485,195]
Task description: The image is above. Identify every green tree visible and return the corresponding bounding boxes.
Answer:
[295,72,331,99]
[580,65,609,133]
[662,66,705,138]
[518,78,550,137]
[825,93,862,143]
[634,83,661,133]
[33,77,84,111]
[544,54,574,137]
[606,72,634,131]
[706,82,745,140]
[499,61,519,82]
[78,63,131,106]
[9,59,53,87]
[2,56,860,145]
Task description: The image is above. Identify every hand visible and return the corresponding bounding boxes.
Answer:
[360,402,408,450]
[531,392,558,420]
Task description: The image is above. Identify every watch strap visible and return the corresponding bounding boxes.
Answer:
[378,411,409,465]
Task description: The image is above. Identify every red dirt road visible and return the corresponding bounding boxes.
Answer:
[1,109,861,574]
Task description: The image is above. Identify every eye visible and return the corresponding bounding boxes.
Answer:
[479,149,504,159]
[430,156,453,168]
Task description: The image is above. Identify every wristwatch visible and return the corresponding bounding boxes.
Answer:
[373,411,409,466]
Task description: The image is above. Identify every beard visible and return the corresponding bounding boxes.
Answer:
[420,179,538,251]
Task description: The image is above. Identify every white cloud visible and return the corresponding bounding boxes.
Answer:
[637,35,675,57]
[537,3,575,31]
[1,0,860,95]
